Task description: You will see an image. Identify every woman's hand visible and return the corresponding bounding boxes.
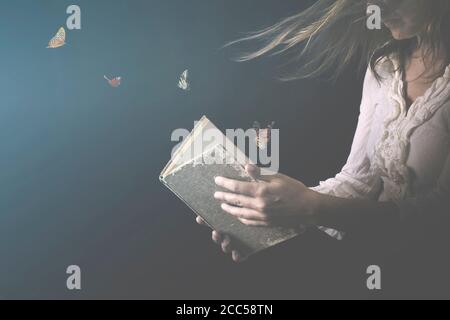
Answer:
[214,164,319,228]
[195,164,317,263]
[195,216,247,263]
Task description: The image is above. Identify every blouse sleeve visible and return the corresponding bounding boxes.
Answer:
[394,144,450,221]
[310,66,383,199]
[310,67,383,240]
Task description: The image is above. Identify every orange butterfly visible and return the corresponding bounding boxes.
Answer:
[253,121,275,150]
[104,75,122,88]
[47,27,66,49]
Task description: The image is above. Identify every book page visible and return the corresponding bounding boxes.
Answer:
[161,116,250,178]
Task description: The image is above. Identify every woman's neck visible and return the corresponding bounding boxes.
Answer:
[405,39,447,83]
[399,39,447,111]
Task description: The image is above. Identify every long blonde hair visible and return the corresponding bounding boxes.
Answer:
[227,0,450,82]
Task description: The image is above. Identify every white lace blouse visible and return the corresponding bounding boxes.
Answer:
[311,56,450,239]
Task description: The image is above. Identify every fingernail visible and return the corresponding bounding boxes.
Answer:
[215,176,223,184]
[214,192,220,199]
[212,231,220,242]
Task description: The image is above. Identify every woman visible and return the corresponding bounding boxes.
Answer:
[198,0,450,264]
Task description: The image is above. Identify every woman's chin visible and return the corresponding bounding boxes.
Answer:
[387,28,414,41]
[391,32,406,40]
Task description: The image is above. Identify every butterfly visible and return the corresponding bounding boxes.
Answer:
[178,69,190,91]
[104,75,122,88]
[47,27,66,49]
[253,121,275,150]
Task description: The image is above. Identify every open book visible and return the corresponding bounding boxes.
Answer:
[160,116,301,257]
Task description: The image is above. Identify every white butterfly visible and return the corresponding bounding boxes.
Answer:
[178,69,190,91]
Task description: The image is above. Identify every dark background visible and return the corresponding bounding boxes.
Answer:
[0,0,419,299]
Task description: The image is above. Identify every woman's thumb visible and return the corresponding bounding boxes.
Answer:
[245,164,261,181]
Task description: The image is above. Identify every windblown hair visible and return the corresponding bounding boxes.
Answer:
[227,0,450,82]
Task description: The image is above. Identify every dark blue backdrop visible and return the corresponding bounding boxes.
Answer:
[0,0,364,298]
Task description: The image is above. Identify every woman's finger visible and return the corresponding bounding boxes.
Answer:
[245,164,261,180]
[215,176,258,197]
[212,230,222,244]
[214,191,262,211]
[220,203,269,221]
[232,250,247,263]
[196,216,206,226]
[238,218,271,227]
[221,235,232,254]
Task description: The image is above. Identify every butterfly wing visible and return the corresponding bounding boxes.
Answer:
[253,121,261,148]
[111,77,121,87]
[253,121,274,149]
[56,27,66,41]
[257,129,270,150]
[178,70,190,90]
[47,27,66,48]
[106,76,121,87]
